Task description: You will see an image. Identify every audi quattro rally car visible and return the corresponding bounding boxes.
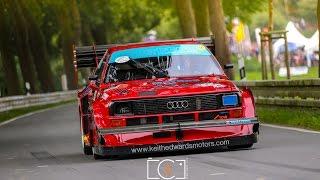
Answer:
[74,37,259,159]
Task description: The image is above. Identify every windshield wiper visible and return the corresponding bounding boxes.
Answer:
[129,59,168,78]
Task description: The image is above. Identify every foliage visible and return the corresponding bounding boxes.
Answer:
[154,9,182,40]
[249,0,318,37]
[257,105,320,131]
[222,0,266,24]
[106,0,167,43]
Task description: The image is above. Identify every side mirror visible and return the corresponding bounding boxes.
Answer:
[224,64,234,69]
[88,74,98,81]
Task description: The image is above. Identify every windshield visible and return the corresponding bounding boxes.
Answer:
[106,45,223,83]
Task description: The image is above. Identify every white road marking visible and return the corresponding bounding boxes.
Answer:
[261,123,320,134]
[15,169,29,171]
[37,165,48,168]
[210,172,225,176]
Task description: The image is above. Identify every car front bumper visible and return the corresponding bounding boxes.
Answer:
[93,134,258,156]
[93,117,259,156]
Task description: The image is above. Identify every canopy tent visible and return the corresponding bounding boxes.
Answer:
[273,21,309,56]
[273,22,319,67]
[305,30,319,53]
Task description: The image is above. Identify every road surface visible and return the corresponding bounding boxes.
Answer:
[0,103,320,180]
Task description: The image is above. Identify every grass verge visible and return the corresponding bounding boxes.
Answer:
[257,105,320,131]
[0,100,76,124]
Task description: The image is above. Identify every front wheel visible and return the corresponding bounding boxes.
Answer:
[92,147,104,160]
[83,145,93,155]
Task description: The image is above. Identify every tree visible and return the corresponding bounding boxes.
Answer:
[107,0,162,43]
[0,1,22,95]
[78,0,110,44]
[192,0,210,37]
[51,0,81,90]
[9,0,39,93]
[21,0,56,92]
[208,0,234,79]
[222,0,266,24]
[174,0,196,38]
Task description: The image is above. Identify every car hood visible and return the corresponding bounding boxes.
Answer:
[103,77,239,100]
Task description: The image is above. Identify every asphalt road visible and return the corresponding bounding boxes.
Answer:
[0,103,320,180]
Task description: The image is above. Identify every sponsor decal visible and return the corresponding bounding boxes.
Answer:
[119,107,131,114]
[194,83,226,88]
[226,119,252,125]
[131,140,230,154]
[114,56,130,63]
[101,93,109,100]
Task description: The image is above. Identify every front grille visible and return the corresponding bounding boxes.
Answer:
[111,93,239,116]
[132,94,220,115]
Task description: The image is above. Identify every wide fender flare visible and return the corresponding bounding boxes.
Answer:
[240,87,256,118]
[92,100,111,129]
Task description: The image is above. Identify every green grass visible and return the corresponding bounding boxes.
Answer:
[0,100,75,123]
[232,56,319,80]
[257,105,320,131]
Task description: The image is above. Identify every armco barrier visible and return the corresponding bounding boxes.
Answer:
[234,79,320,107]
[0,91,77,112]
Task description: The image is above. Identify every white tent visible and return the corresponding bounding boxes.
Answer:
[273,21,309,56]
[305,30,319,52]
[305,30,319,66]
[272,21,320,67]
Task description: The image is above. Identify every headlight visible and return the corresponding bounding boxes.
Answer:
[222,94,239,106]
[111,102,133,115]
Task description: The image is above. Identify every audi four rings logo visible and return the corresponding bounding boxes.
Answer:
[167,100,189,109]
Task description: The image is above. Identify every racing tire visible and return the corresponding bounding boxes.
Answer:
[92,147,104,160]
[83,145,93,155]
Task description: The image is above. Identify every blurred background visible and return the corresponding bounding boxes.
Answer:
[0,0,318,97]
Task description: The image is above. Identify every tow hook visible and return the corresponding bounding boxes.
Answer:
[176,123,183,140]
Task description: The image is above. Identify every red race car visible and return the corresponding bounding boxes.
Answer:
[74,37,259,159]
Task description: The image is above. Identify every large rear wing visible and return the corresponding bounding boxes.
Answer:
[73,36,215,69]
[73,44,116,69]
